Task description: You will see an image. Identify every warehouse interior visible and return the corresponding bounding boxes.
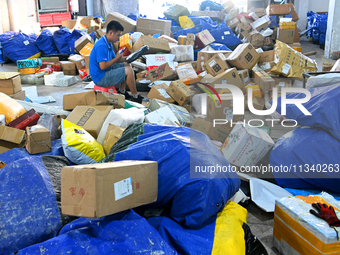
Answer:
[1,0,340,254]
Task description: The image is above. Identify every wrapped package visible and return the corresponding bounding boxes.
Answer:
[270,40,317,78]
[0,92,26,124]
[170,45,194,62]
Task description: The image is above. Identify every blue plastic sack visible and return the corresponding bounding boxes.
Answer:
[0,139,64,165]
[199,0,224,11]
[276,84,340,141]
[0,32,40,62]
[202,21,242,47]
[89,32,97,41]
[0,157,61,255]
[69,29,85,54]
[105,124,240,228]
[17,210,178,255]
[36,29,59,55]
[270,127,340,193]
[189,16,216,26]
[173,25,203,40]
[209,43,231,51]
[53,27,72,54]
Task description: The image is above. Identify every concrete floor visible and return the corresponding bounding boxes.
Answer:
[0,38,331,254]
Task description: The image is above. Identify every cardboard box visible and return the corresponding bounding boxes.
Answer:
[288,3,299,21]
[186,33,195,46]
[254,71,275,92]
[227,18,240,29]
[200,68,244,92]
[75,34,93,53]
[148,83,174,103]
[223,0,234,13]
[84,55,90,69]
[178,35,187,45]
[197,50,232,72]
[221,124,274,167]
[101,93,125,109]
[194,30,215,50]
[227,43,261,70]
[0,73,22,95]
[61,161,158,218]
[136,18,171,36]
[277,28,295,44]
[238,69,250,87]
[145,106,179,126]
[102,124,125,155]
[267,3,299,21]
[293,26,300,43]
[252,97,265,110]
[255,8,266,18]
[26,125,51,155]
[249,31,264,48]
[54,115,67,126]
[176,63,198,83]
[251,16,271,31]
[241,30,251,39]
[206,94,244,123]
[203,53,230,77]
[166,80,191,106]
[41,57,60,63]
[322,63,334,72]
[264,37,274,46]
[260,61,275,72]
[62,20,77,29]
[191,117,232,143]
[133,35,170,54]
[76,16,101,33]
[66,106,113,139]
[0,140,20,154]
[104,12,136,32]
[79,43,94,57]
[147,63,174,82]
[270,78,293,100]
[60,61,77,75]
[0,124,25,144]
[68,55,86,71]
[238,22,252,32]
[289,42,302,52]
[63,91,110,111]
[41,62,61,72]
[259,50,275,64]
[9,90,26,100]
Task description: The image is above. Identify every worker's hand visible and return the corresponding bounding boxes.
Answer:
[121,56,127,62]
[310,203,340,227]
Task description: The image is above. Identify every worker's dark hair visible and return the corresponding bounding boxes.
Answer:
[106,20,124,33]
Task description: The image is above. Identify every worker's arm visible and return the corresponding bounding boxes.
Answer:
[99,53,123,70]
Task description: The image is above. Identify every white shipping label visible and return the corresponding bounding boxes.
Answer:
[23,40,30,46]
[244,76,250,82]
[209,59,217,67]
[263,63,271,70]
[278,82,286,87]
[158,88,171,99]
[224,31,230,35]
[222,79,227,84]
[221,36,224,40]
[282,63,291,75]
[81,60,85,66]
[114,177,133,201]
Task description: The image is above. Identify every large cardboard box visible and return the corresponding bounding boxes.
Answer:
[203,53,230,77]
[148,83,175,103]
[206,94,244,123]
[267,3,299,21]
[68,55,86,71]
[136,18,171,36]
[166,80,191,106]
[259,50,275,64]
[227,18,240,29]
[277,28,295,44]
[197,50,232,72]
[102,124,125,155]
[75,34,93,53]
[200,68,244,92]
[221,124,275,167]
[26,125,51,155]
[66,106,113,139]
[60,61,77,75]
[62,20,77,29]
[133,35,170,54]
[194,30,215,50]
[0,73,22,95]
[254,71,275,92]
[61,161,158,218]
[227,43,261,70]
[249,31,264,48]
[104,12,136,33]
[251,16,271,31]
[147,63,174,82]
[63,91,110,111]
[191,117,232,143]
[238,22,252,32]
[274,195,340,255]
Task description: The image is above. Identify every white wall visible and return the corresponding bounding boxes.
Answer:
[296,0,330,31]
[7,0,37,32]
[325,0,340,58]
[0,0,11,32]
[309,0,329,13]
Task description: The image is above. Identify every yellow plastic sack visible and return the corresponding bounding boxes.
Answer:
[61,119,105,165]
[270,40,317,78]
[0,92,26,124]
[179,16,195,29]
[211,201,247,255]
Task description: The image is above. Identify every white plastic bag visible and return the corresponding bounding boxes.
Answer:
[144,54,176,70]
[37,113,61,141]
[170,45,194,62]
[306,73,340,89]
[97,108,145,145]
[131,32,144,44]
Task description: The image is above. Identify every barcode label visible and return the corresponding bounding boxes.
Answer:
[282,63,291,75]
[209,59,217,67]
[114,177,133,201]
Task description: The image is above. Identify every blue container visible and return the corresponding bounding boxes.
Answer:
[16,58,42,69]
[0,42,3,63]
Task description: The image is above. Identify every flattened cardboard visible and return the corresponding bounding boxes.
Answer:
[61,161,158,218]
[66,105,113,139]
[26,124,51,155]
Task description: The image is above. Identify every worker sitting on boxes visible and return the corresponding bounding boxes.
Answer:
[89,20,143,103]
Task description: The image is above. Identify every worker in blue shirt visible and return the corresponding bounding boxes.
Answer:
[89,20,143,103]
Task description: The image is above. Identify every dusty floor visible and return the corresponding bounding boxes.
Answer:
[0,38,332,254]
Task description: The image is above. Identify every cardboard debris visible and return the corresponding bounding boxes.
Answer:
[61,161,158,218]
[66,106,113,139]
[60,61,77,75]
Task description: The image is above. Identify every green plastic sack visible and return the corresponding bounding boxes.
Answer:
[164,4,190,23]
